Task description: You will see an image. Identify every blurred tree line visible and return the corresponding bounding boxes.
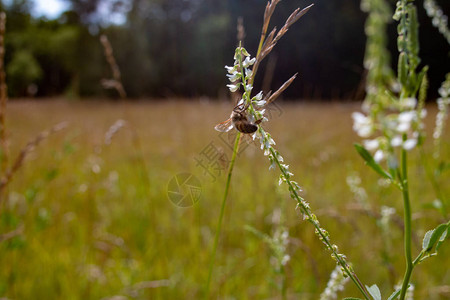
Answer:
[0,0,448,99]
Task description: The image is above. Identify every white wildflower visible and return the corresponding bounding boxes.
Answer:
[374,149,385,162]
[363,139,379,151]
[320,265,349,300]
[226,72,240,82]
[225,65,235,74]
[352,112,373,137]
[245,68,253,77]
[227,83,240,92]
[242,56,256,68]
[391,135,403,147]
[399,97,417,109]
[403,138,417,150]
[281,254,290,266]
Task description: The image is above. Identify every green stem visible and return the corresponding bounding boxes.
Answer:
[204,132,241,299]
[281,264,287,300]
[399,147,414,300]
[268,147,371,300]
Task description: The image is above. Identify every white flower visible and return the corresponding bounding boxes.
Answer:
[242,56,256,68]
[363,139,379,151]
[255,100,266,107]
[252,91,263,101]
[398,111,416,123]
[352,112,373,137]
[226,72,240,82]
[281,254,290,265]
[399,97,417,109]
[420,109,427,119]
[225,65,235,74]
[245,68,253,77]
[227,83,240,92]
[403,138,417,150]
[396,111,416,133]
[391,135,403,147]
[374,149,385,162]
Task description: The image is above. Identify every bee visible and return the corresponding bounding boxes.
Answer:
[215,103,262,134]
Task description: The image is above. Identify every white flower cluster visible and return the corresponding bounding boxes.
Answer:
[433,75,450,156]
[352,97,426,162]
[320,265,350,300]
[270,228,291,271]
[226,46,354,279]
[225,46,269,127]
[424,0,450,45]
[225,47,256,94]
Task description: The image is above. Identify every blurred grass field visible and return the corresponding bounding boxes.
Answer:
[0,99,449,299]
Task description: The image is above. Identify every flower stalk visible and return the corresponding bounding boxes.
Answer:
[204,131,241,298]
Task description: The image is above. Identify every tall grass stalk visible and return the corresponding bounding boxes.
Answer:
[210,1,374,299]
[204,132,241,298]
[0,12,7,178]
[100,34,127,99]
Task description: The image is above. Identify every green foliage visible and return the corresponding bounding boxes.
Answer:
[354,144,393,180]
[1,0,448,98]
[0,101,449,299]
[421,221,449,257]
[6,50,42,95]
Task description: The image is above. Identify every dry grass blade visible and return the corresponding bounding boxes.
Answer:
[0,12,7,172]
[253,3,313,83]
[273,4,314,46]
[0,224,24,243]
[104,119,127,145]
[0,122,68,192]
[263,0,281,35]
[266,73,298,105]
[100,34,127,99]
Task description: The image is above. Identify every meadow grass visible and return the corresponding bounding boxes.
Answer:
[0,99,448,299]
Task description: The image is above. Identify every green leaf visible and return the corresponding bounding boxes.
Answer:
[354,144,393,180]
[387,287,402,300]
[436,224,449,252]
[406,4,420,71]
[422,229,433,251]
[415,66,429,97]
[422,222,449,253]
[366,284,382,300]
[344,298,364,300]
[398,52,408,87]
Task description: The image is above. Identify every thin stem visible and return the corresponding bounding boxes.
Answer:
[281,264,287,300]
[268,147,371,300]
[399,147,414,300]
[205,132,241,299]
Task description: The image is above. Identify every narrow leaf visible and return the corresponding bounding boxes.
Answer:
[344,298,364,300]
[398,52,408,87]
[354,144,393,180]
[387,287,402,300]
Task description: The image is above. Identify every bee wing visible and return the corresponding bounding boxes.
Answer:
[214,118,234,132]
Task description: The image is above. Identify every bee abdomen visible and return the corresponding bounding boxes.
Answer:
[235,122,258,134]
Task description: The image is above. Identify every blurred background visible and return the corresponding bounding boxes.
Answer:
[1,0,449,100]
